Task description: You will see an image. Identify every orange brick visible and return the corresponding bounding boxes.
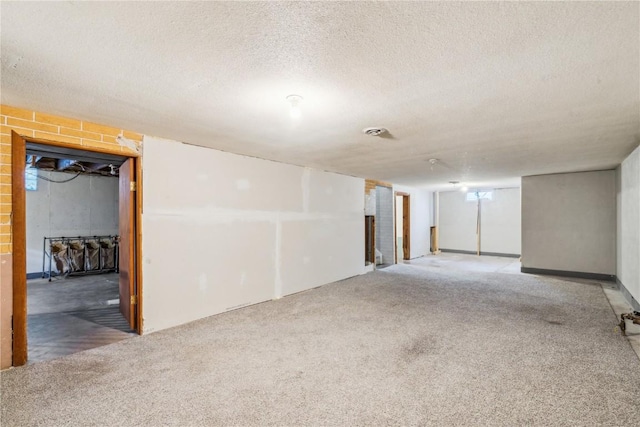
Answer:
[0,194,9,204]
[0,154,11,164]
[0,105,33,121]
[0,243,11,254]
[59,127,101,140]
[122,130,143,141]
[0,165,9,174]
[7,117,58,133]
[0,213,10,224]
[0,233,10,243]
[102,135,117,144]
[82,121,121,137]
[35,112,81,129]
[0,183,10,195]
[34,131,81,146]
[0,175,10,185]
[1,125,34,137]
[0,135,10,144]
[81,139,121,152]
[0,224,9,235]
[0,144,10,155]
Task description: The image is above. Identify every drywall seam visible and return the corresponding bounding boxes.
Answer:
[144,208,360,223]
[141,135,365,333]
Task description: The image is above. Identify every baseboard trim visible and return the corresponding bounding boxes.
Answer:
[440,249,520,258]
[481,251,521,259]
[26,272,55,280]
[520,267,615,282]
[615,277,640,311]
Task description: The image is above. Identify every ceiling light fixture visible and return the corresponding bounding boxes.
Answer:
[286,94,303,119]
[362,127,388,137]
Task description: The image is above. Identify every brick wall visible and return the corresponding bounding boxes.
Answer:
[365,178,391,195]
[0,105,143,255]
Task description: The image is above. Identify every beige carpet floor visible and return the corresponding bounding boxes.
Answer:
[2,261,639,426]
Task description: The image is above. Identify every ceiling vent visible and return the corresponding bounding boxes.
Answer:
[363,127,388,137]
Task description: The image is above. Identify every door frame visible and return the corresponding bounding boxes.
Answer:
[394,191,410,263]
[10,131,143,366]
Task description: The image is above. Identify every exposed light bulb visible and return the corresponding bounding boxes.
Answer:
[286,94,303,119]
[460,186,468,192]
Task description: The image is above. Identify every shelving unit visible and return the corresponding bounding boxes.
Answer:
[42,235,119,281]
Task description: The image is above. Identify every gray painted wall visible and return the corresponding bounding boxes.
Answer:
[616,146,640,306]
[26,171,119,274]
[439,188,520,255]
[521,170,616,275]
[375,186,394,264]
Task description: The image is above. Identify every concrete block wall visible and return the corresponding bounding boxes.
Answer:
[438,188,521,256]
[376,186,394,264]
[438,190,479,253]
[365,179,392,195]
[26,171,119,274]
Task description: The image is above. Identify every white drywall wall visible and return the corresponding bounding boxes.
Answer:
[393,185,432,259]
[25,171,118,274]
[617,146,640,306]
[141,136,364,333]
[480,188,521,255]
[522,170,616,275]
[438,190,478,252]
[438,188,520,255]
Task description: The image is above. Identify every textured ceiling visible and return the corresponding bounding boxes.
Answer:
[1,1,639,190]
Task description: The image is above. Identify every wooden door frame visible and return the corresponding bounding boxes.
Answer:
[393,191,411,263]
[10,131,143,366]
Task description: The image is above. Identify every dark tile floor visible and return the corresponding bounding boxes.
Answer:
[27,273,135,364]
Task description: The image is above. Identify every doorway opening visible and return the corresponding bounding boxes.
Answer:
[11,132,142,366]
[394,192,410,263]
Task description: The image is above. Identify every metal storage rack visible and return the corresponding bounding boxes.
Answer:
[42,235,119,281]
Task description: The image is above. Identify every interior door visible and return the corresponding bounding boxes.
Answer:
[402,195,410,260]
[119,158,136,329]
[395,195,404,263]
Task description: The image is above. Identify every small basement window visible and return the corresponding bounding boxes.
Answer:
[466,191,492,201]
[25,164,38,191]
